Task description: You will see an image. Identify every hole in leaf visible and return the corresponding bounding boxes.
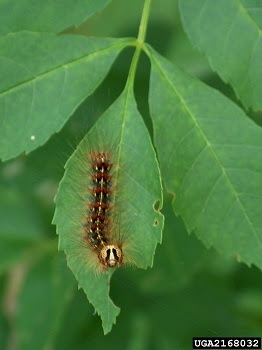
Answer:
[154,199,161,211]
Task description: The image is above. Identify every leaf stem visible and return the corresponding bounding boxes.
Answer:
[137,0,152,44]
[127,0,152,88]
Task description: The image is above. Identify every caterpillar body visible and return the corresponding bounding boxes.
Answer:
[84,152,124,270]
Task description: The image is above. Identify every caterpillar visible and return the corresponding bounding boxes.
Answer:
[83,151,124,271]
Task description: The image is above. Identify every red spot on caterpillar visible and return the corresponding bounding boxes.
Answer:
[84,152,124,271]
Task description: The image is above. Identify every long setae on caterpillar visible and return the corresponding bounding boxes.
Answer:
[84,151,125,272]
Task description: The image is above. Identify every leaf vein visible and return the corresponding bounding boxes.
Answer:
[201,173,223,215]
[179,144,207,194]
[119,166,155,201]
[167,125,195,171]
[0,41,127,96]
[238,0,262,34]
[23,80,35,149]
[150,51,262,248]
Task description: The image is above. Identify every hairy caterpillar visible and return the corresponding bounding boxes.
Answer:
[84,152,124,270]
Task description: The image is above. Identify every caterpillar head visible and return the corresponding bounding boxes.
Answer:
[99,244,123,268]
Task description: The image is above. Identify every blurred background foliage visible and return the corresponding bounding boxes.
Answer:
[0,0,261,349]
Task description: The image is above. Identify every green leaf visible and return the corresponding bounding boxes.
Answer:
[0,0,111,34]
[179,0,262,111]
[147,46,262,270]
[241,0,262,29]
[16,253,75,350]
[0,32,131,161]
[53,86,163,333]
[138,192,209,294]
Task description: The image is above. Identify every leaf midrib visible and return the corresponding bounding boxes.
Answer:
[112,85,132,208]
[0,41,129,96]
[149,49,262,249]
